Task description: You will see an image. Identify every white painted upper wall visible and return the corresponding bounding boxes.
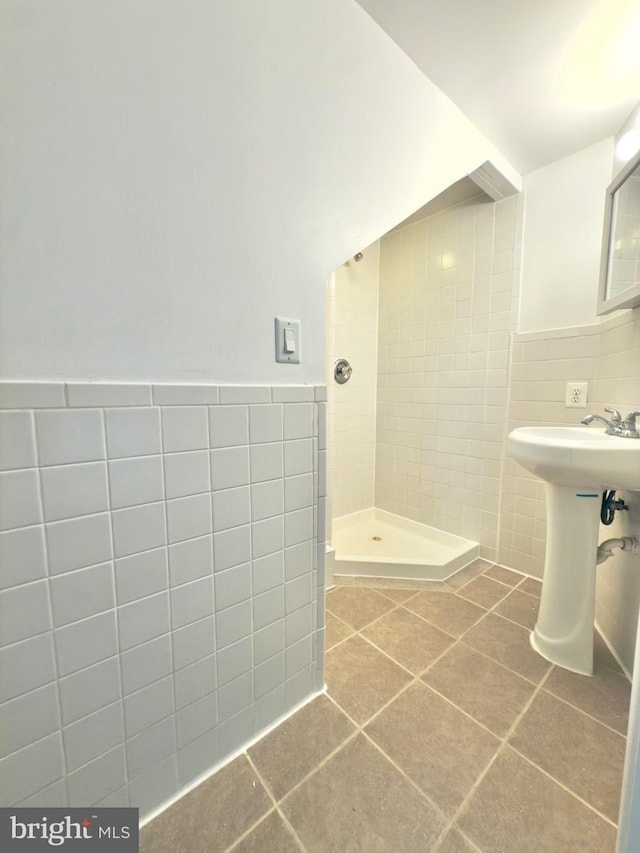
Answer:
[519,136,614,332]
[0,0,519,384]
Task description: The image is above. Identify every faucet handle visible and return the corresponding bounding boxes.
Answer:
[623,411,640,429]
[605,408,622,424]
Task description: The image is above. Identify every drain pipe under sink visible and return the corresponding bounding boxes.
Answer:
[596,537,639,564]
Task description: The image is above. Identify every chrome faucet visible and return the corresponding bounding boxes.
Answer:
[581,408,640,438]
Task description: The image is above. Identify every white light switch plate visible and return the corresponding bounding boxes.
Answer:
[565,381,588,408]
[274,317,301,364]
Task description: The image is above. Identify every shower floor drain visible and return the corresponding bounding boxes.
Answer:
[370,535,383,542]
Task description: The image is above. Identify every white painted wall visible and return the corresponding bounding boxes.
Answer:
[0,0,519,384]
[519,137,614,333]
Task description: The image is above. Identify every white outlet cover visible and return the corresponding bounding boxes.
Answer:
[565,381,588,408]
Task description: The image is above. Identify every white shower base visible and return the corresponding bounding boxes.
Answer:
[331,507,479,583]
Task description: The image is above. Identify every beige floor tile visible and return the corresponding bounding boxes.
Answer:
[325,586,395,630]
[377,586,421,603]
[483,564,522,586]
[404,591,486,638]
[518,576,542,597]
[281,734,446,852]
[509,691,625,822]
[445,559,490,591]
[325,611,354,650]
[248,694,355,800]
[494,588,540,630]
[229,810,301,853]
[325,634,412,724]
[464,613,551,683]
[458,747,617,853]
[423,643,536,737]
[594,631,625,674]
[435,826,481,852]
[457,575,511,609]
[544,662,631,735]
[139,754,271,853]
[361,606,454,675]
[365,682,498,815]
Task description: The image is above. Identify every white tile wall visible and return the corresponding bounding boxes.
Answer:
[374,195,522,557]
[326,248,380,522]
[0,383,325,820]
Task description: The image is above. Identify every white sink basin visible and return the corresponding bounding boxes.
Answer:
[508,426,640,492]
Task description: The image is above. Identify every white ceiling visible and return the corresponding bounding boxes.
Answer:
[355,0,640,174]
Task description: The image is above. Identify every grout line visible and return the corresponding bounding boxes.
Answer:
[506,744,619,829]
[241,754,308,852]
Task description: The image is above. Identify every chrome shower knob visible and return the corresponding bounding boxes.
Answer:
[334,359,353,384]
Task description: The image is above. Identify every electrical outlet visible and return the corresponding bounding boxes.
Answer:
[565,381,588,408]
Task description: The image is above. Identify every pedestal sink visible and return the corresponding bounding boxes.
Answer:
[507,426,640,675]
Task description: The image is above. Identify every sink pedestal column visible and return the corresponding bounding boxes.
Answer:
[530,484,601,676]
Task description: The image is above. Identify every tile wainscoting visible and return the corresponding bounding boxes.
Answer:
[0,382,326,820]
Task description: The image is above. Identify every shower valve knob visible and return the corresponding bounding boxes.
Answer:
[334,359,353,384]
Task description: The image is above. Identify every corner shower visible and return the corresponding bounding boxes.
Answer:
[325,177,521,586]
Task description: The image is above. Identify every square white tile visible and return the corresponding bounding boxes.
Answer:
[209,406,248,448]
[105,408,161,458]
[0,526,47,590]
[284,473,313,512]
[0,469,42,531]
[112,502,166,558]
[63,702,124,772]
[249,443,283,483]
[41,462,109,522]
[172,616,216,671]
[108,456,164,509]
[126,716,176,780]
[161,407,209,452]
[164,450,210,499]
[114,548,168,605]
[212,486,250,532]
[214,563,251,611]
[166,494,211,544]
[283,439,313,476]
[0,683,60,759]
[216,636,252,684]
[250,480,284,521]
[36,410,105,466]
[252,515,283,559]
[213,525,251,572]
[0,633,56,703]
[248,405,282,444]
[46,513,113,575]
[171,576,214,630]
[54,611,118,677]
[252,551,284,594]
[215,599,252,648]
[168,535,213,587]
[123,676,174,739]
[59,657,121,725]
[0,579,51,647]
[283,403,314,440]
[174,654,216,710]
[0,411,37,470]
[210,446,250,491]
[118,591,170,651]
[120,634,172,695]
[0,732,64,805]
[49,562,115,628]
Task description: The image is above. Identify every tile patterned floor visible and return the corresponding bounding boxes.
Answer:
[140,560,631,852]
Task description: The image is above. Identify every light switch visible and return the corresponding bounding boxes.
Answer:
[284,327,296,353]
[274,317,301,364]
